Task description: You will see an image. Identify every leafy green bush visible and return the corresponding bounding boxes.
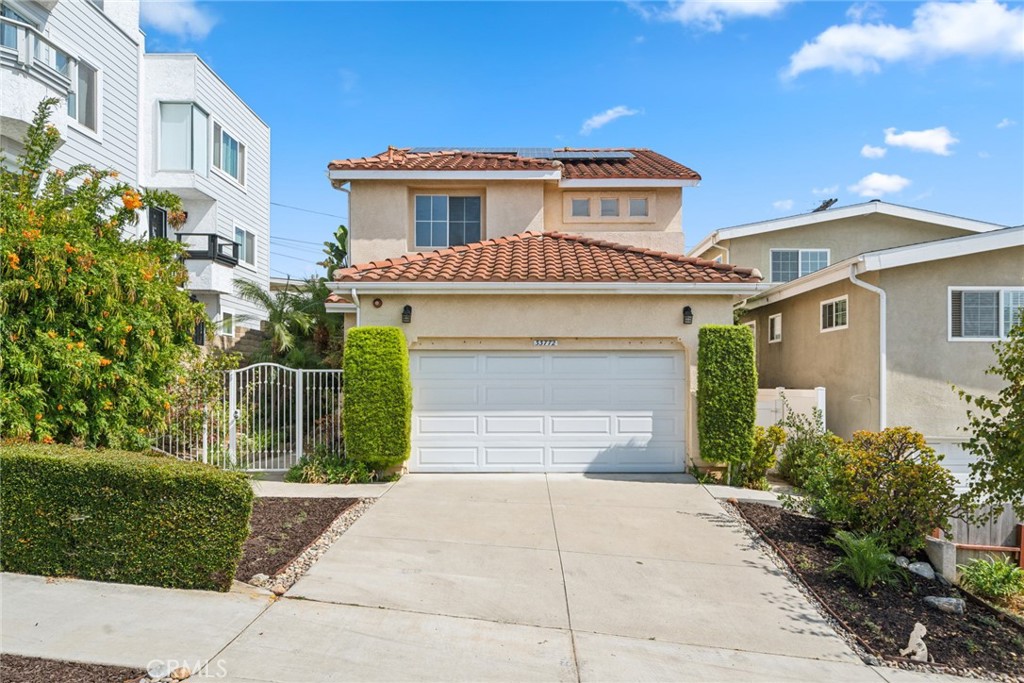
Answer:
[0,443,253,591]
[697,325,756,474]
[737,425,786,490]
[777,402,838,488]
[0,99,201,448]
[828,530,906,591]
[342,327,411,471]
[958,556,1024,599]
[284,444,397,484]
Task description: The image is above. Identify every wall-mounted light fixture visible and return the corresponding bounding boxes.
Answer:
[402,305,412,324]
[682,306,694,325]
[372,298,383,308]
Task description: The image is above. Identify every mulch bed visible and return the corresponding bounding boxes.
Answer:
[0,654,143,683]
[736,502,1024,678]
[235,497,357,581]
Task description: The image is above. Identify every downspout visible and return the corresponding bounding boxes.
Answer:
[848,263,886,430]
[349,287,361,327]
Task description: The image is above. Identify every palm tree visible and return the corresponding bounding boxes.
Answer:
[233,279,313,359]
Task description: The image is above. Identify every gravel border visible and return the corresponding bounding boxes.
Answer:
[248,498,376,593]
[716,496,1019,683]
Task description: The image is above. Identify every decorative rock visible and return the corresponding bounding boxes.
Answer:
[147,662,171,679]
[908,561,935,580]
[895,556,910,569]
[249,573,270,586]
[170,666,191,680]
[923,596,965,615]
[270,583,287,596]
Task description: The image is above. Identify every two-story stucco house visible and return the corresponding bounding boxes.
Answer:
[323,146,765,474]
[689,201,1020,487]
[0,0,270,347]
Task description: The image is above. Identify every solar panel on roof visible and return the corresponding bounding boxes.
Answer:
[405,147,633,161]
[408,147,522,154]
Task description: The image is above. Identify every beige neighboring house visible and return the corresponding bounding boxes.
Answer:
[741,225,1023,487]
[322,146,765,473]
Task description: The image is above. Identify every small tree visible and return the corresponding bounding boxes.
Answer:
[234,278,313,361]
[0,99,201,448]
[957,320,1024,519]
[318,224,349,276]
[697,325,757,482]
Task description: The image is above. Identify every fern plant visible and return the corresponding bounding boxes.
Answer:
[958,556,1024,599]
[827,530,906,591]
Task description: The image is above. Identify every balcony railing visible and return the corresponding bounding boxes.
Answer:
[1,16,73,92]
[176,233,239,267]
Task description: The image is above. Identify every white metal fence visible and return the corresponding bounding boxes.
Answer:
[153,363,343,471]
[756,387,826,428]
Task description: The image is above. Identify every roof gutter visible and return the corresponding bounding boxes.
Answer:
[326,281,768,296]
[848,263,887,430]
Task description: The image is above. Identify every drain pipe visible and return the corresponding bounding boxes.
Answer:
[848,263,886,430]
[350,287,361,327]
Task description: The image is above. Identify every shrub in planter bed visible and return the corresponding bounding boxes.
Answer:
[828,530,907,591]
[958,555,1024,599]
[697,325,756,479]
[777,403,839,488]
[0,443,253,591]
[342,326,411,471]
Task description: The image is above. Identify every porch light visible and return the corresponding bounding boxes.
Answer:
[683,306,694,325]
[402,305,412,324]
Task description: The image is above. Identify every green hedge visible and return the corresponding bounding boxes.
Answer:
[0,443,253,591]
[697,325,757,469]
[343,326,412,470]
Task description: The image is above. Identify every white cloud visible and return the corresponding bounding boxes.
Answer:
[812,185,839,196]
[997,117,1017,128]
[580,106,639,135]
[848,172,911,197]
[140,0,216,41]
[846,2,885,23]
[635,0,793,33]
[784,0,1024,79]
[773,199,795,211]
[860,144,887,159]
[884,126,958,155]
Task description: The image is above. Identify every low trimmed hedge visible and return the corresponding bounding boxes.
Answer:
[343,326,412,471]
[0,443,253,591]
[697,325,757,470]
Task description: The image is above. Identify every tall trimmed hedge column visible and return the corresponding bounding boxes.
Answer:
[343,327,412,471]
[697,325,757,474]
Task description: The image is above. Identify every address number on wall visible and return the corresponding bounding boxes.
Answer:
[533,339,558,347]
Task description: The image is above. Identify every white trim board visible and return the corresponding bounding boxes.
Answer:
[328,169,561,181]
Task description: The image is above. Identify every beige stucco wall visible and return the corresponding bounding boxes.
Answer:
[719,214,974,280]
[881,246,1024,438]
[543,185,684,253]
[344,292,737,467]
[744,277,881,438]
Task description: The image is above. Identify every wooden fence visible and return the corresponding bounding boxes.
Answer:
[943,503,1022,568]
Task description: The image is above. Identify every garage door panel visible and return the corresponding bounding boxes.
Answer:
[616,416,680,438]
[417,355,479,375]
[551,385,612,407]
[483,447,545,466]
[484,355,545,375]
[550,416,613,435]
[616,385,679,407]
[550,355,613,375]
[550,447,616,466]
[483,385,545,406]
[483,415,545,435]
[417,416,479,435]
[418,385,479,408]
[617,355,681,376]
[418,447,478,466]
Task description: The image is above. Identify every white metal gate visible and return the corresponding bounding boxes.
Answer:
[153,363,344,471]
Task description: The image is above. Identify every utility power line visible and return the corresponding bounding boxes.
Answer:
[271,201,347,220]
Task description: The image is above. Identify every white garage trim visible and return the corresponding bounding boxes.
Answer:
[410,350,687,473]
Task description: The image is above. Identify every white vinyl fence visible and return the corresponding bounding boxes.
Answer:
[756,387,826,428]
[152,363,343,471]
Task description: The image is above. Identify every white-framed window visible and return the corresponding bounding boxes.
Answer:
[770,249,830,283]
[949,287,1024,341]
[67,60,98,131]
[1,5,29,50]
[600,198,619,217]
[571,198,590,217]
[220,311,235,337]
[159,102,209,174]
[213,122,245,184]
[628,197,649,217]
[820,296,848,332]
[414,194,482,248]
[234,226,256,268]
[769,314,782,343]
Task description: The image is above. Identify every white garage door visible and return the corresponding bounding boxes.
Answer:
[410,351,686,473]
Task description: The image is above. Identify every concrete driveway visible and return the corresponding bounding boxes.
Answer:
[213,474,911,682]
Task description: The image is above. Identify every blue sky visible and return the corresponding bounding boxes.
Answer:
[140,1,1024,278]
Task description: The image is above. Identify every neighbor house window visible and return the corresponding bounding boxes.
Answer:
[571,198,590,217]
[220,312,234,337]
[414,195,481,248]
[771,249,830,283]
[950,288,1024,340]
[629,198,649,217]
[820,296,848,332]
[159,103,208,174]
[213,123,245,183]
[1,5,28,50]
[600,198,619,217]
[68,61,98,131]
[769,314,782,343]
[234,226,255,267]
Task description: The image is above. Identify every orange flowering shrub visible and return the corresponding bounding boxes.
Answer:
[0,99,205,448]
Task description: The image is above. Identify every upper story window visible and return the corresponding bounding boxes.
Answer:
[213,123,245,184]
[820,296,848,332]
[415,194,481,248]
[68,61,98,131]
[770,249,829,283]
[950,287,1023,341]
[629,198,649,217]
[0,5,27,49]
[600,198,619,217]
[571,198,590,217]
[563,192,655,223]
[159,102,208,175]
[234,226,256,268]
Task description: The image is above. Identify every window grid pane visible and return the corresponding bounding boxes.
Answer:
[962,291,999,337]
[571,198,590,217]
[771,251,799,283]
[834,299,848,327]
[600,198,619,217]
[629,198,648,217]
[1002,290,1024,337]
[800,250,829,276]
[159,103,191,171]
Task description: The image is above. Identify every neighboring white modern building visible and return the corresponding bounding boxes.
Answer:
[0,0,270,345]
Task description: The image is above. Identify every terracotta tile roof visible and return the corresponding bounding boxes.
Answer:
[332,232,760,284]
[325,293,353,304]
[327,147,700,181]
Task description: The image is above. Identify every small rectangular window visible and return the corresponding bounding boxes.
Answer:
[234,227,255,267]
[600,198,619,217]
[821,296,848,332]
[950,288,1023,340]
[768,314,782,343]
[220,312,234,337]
[571,198,590,217]
[214,123,245,183]
[1,5,28,49]
[628,198,649,217]
[72,62,98,131]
